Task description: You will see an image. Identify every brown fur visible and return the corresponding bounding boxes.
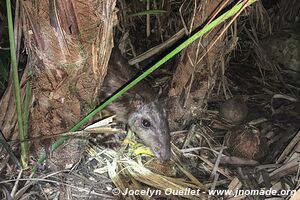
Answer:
[100,49,155,120]
[99,48,171,161]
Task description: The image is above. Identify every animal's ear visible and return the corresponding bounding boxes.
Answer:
[109,47,129,70]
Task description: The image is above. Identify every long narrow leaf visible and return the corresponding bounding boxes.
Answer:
[6,0,28,168]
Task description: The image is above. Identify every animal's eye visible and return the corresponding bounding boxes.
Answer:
[142,119,151,128]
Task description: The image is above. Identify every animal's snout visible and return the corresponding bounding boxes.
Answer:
[153,145,171,161]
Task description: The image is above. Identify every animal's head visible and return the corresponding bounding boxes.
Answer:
[128,100,171,161]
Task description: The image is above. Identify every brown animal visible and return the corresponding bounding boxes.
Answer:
[100,48,171,161]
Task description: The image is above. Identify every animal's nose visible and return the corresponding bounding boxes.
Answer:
[154,146,171,161]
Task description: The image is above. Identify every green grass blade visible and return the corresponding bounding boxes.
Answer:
[6,0,28,168]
